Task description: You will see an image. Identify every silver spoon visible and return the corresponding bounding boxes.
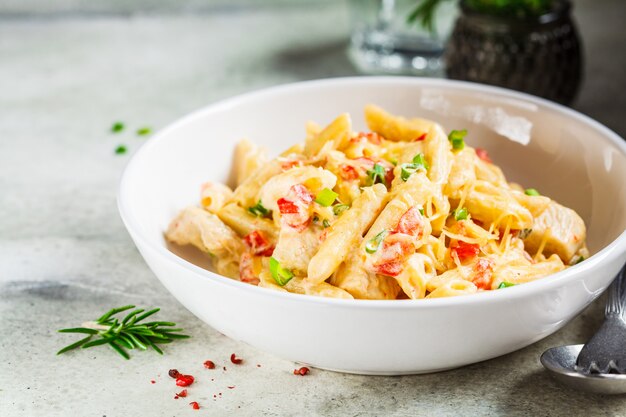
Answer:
[541,266,626,394]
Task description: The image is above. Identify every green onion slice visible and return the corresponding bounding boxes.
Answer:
[332,204,349,216]
[412,153,429,170]
[365,230,388,254]
[448,129,467,151]
[366,163,386,185]
[322,219,331,228]
[400,163,418,181]
[574,256,585,265]
[248,200,270,217]
[115,145,127,155]
[498,282,515,289]
[400,153,429,182]
[524,188,540,196]
[418,207,425,216]
[269,257,294,286]
[454,207,468,221]
[315,188,338,207]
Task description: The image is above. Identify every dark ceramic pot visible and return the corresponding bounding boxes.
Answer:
[445,0,582,105]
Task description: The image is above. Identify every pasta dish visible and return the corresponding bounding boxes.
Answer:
[165,105,588,300]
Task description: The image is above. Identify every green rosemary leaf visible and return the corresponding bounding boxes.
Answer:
[117,334,135,349]
[57,328,98,335]
[58,305,189,359]
[97,305,135,323]
[82,336,118,349]
[127,333,148,350]
[109,340,130,360]
[132,308,160,324]
[150,338,173,344]
[57,335,93,355]
[136,334,163,355]
[122,308,145,325]
[139,320,174,327]
[160,333,191,340]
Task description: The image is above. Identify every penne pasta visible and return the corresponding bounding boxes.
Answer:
[166,105,587,299]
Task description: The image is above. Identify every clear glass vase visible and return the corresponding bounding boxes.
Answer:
[348,0,457,76]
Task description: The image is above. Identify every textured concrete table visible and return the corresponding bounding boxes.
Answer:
[1,1,625,416]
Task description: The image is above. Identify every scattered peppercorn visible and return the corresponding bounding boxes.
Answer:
[227,386,235,389]
[293,367,310,376]
[175,374,195,387]
[168,369,180,379]
[204,360,215,369]
[150,380,155,384]
[230,353,243,364]
[189,401,200,410]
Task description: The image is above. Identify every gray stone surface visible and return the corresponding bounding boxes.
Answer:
[1,1,625,416]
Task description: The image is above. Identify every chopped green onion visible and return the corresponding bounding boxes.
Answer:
[574,256,585,265]
[269,257,294,286]
[525,188,540,196]
[365,230,388,254]
[312,215,319,223]
[115,145,127,155]
[400,153,429,182]
[448,129,467,151]
[390,158,398,166]
[412,153,429,170]
[518,228,533,239]
[322,219,331,228]
[400,163,418,181]
[454,207,469,221]
[366,163,386,185]
[136,127,152,136]
[315,188,338,207]
[248,200,270,217]
[111,122,125,133]
[418,207,425,216]
[332,204,349,216]
[498,282,515,289]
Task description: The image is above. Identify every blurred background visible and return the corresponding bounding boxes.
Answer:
[1,0,624,137]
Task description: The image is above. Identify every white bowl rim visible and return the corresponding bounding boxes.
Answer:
[118,76,626,309]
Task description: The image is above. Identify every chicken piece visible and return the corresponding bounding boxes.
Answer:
[523,200,586,262]
[331,254,401,300]
[165,206,245,277]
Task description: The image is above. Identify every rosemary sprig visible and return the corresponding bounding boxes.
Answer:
[57,305,190,360]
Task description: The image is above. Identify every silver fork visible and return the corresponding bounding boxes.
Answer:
[576,265,626,374]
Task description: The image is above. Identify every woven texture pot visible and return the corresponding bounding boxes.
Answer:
[445,0,582,105]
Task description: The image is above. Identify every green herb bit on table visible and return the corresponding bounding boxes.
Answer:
[136,127,152,136]
[115,145,127,155]
[111,121,125,133]
[57,305,190,359]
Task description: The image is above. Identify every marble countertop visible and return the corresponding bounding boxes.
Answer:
[1,1,625,415]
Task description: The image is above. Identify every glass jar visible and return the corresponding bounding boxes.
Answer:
[348,0,457,76]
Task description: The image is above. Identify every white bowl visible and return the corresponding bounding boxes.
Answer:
[118,77,626,375]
